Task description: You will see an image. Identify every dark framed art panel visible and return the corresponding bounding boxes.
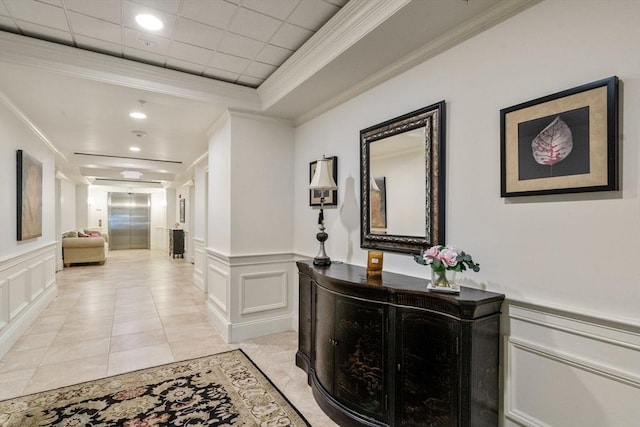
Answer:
[179,198,185,223]
[500,76,618,197]
[16,149,43,241]
[309,156,338,206]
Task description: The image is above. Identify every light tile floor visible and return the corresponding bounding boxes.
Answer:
[0,249,337,426]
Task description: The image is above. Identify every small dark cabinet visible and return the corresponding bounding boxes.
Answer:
[296,261,504,427]
[169,229,184,258]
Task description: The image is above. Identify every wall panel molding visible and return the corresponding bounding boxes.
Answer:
[0,245,57,359]
[239,271,288,315]
[504,300,640,426]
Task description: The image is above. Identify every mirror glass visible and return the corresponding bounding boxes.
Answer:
[360,102,446,254]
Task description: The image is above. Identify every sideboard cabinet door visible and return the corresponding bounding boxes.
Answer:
[334,295,386,422]
[396,307,459,426]
[314,286,335,394]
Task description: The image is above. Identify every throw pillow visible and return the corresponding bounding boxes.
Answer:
[78,231,88,237]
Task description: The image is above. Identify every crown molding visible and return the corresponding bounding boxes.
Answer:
[0,91,63,158]
[0,31,262,111]
[293,0,541,126]
[257,0,411,110]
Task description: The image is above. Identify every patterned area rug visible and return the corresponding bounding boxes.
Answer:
[0,349,309,426]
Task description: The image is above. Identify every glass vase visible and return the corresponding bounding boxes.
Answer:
[430,268,458,290]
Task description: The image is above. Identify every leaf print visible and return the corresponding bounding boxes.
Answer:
[531,116,573,165]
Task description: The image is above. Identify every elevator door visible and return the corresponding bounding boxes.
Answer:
[108,193,150,250]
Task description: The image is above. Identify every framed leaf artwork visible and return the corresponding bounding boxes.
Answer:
[500,76,618,197]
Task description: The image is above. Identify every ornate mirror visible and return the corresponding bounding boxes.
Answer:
[360,101,445,254]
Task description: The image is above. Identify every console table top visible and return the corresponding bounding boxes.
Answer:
[297,260,505,319]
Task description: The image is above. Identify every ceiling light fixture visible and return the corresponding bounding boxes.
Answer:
[121,171,144,179]
[135,14,163,31]
[129,99,147,119]
[130,146,141,152]
[129,111,147,119]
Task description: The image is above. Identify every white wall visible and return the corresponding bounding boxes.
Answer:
[295,0,639,322]
[293,1,640,424]
[206,111,296,342]
[0,95,57,358]
[59,178,76,233]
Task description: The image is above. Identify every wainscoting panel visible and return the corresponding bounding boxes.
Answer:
[207,264,228,314]
[8,269,28,321]
[239,271,287,315]
[205,249,295,343]
[504,300,640,426]
[0,279,7,332]
[192,238,206,292]
[0,243,57,359]
[29,260,45,301]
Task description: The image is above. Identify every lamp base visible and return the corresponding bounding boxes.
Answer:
[314,230,331,266]
[313,256,331,266]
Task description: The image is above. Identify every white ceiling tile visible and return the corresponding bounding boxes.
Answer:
[173,18,224,51]
[123,46,166,66]
[229,7,281,41]
[123,28,171,55]
[242,0,299,20]
[208,52,250,74]
[4,0,69,31]
[288,0,339,31]
[270,22,312,50]
[75,35,123,56]
[17,20,73,44]
[255,44,293,66]
[0,16,18,31]
[243,61,277,79]
[236,75,263,87]
[203,67,240,83]
[217,32,264,58]
[0,1,11,16]
[166,58,206,75]
[69,11,122,44]
[64,0,122,25]
[130,0,180,14]
[123,0,177,39]
[168,41,214,65]
[181,0,237,30]
[38,0,62,6]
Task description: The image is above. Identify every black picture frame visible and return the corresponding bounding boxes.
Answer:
[179,198,185,223]
[500,76,619,197]
[17,149,43,241]
[309,156,338,206]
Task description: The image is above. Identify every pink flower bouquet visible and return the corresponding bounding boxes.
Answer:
[414,245,480,273]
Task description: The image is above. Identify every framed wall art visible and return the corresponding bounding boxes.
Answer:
[500,76,618,197]
[179,198,185,223]
[309,156,338,206]
[17,149,43,241]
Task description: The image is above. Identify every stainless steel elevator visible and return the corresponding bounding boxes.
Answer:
[108,193,150,250]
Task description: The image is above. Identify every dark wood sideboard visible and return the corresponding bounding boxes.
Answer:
[296,260,505,427]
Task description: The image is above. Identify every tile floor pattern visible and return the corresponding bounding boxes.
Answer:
[0,249,337,427]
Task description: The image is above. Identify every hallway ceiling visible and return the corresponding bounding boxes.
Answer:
[0,0,537,188]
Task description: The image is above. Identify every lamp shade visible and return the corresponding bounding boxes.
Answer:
[309,158,337,190]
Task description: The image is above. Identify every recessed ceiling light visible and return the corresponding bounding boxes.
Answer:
[121,170,143,179]
[135,14,163,31]
[129,111,147,119]
[130,146,141,152]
